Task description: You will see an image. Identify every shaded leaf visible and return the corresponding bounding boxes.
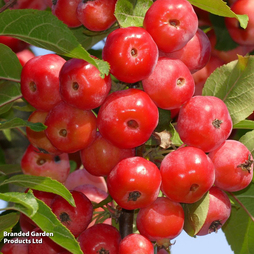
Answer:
[30,198,82,254]
[0,43,22,82]
[0,9,109,76]
[202,56,254,125]
[239,130,254,159]
[189,0,248,28]
[0,164,22,176]
[0,212,20,241]
[0,118,46,131]
[234,120,254,130]
[183,192,209,236]
[115,0,153,28]
[0,175,75,207]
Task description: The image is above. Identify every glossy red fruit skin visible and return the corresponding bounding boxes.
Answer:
[102,27,158,83]
[16,49,35,67]
[196,186,231,236]
[107,156,162,210]
[26,110,61,155]
[51,0,82,28]
[45,101,97,153]
[59,58,111,110]
[160,28,212,73]
[4,0,47,10]
[80,132,135,176]
[136,197,185,242]
[77,0,117,31]
[176,96,233,153]
[1,237,29,254]
[160,146,215,203]
[21,144,70,183]
[143,0,198,53]
[97,88,159,149]
[225,0,254,45]
[78,224,121,254]
[142,57,195,110]
[20,54,66,111]
[0,36,28,53]
[51,190,93,237]
[118,234,154,254]
[208,140,254,192]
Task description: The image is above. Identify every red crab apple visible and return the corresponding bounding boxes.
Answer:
[102,26,158,83]
[0,36,28,53]
[97,88,159,149]
[80,132,135,176]
[118,234,154,254]
[136,197,184,249]
[107,156,162,210]
[20,54,66,111]
[59,58,111,110]
[160,146,215,203]
[143,0,198,53]
[51,0,82,28]
[1,237,29,254]
[4,0,47,9]
[196,186,231,236]
[51,190,93,237]
[176,96,233,152]
[78,223,121,254]
[142,57,195,110]
[16,49,35,67]
[45,101,97,153]
[208,140,254,192]
[21,144,70,183]
[64,168,108,192]
[77,0,117,31]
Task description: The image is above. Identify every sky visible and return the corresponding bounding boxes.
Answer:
[0,43,235,254]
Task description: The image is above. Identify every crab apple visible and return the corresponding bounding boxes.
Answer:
[59,58,111,110]
[78,223,121,254]
[16,49,35,67]
[160,28,212,73]
[77,0,117,31]
[97,88,159,149]
[143,0,198,53]
[0,237,29,254]
[118,234,154,254]
[51,0,82,28]
[21,144,70,183]
[102,26,158,83]
[45,101,97,153]
[20,54,66,111]
[0,36,28,53]
[107,156,161,210]
[160,146,215,203]
[196,186,231,236]
[68,151,82,170]
[4,0,47,9]
[64,168,108,193]
[26,110,61,155]
[176,96,233,153]
[80,132,135,176]
[142,57,195,110]
[136,197,184,248]
[51,190,93,237]
[225,0,254,45]
[208,140,254,192]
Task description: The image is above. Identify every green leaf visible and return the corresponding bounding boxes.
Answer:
[239,130,254,158]
[0,118,47,131]
[0,175,75,207]
[202,55,254,125]
[0,9,109,76]
[0,212,20,241]
[234,120,254,130]
[223,190,254,254]
[30,198,82,254]
[0,164,22,176]
[0,81,22,114]
[168,123,183,147]
[0,191,38,217]
[183,192,209,236]
[188,0,248,29]
[115,0,153,28]
[0,43,22,82]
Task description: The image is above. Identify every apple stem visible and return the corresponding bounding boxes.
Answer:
[119,208,134,239]
[0,0,17,13]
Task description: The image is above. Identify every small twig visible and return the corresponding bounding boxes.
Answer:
[0,0,17,13]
